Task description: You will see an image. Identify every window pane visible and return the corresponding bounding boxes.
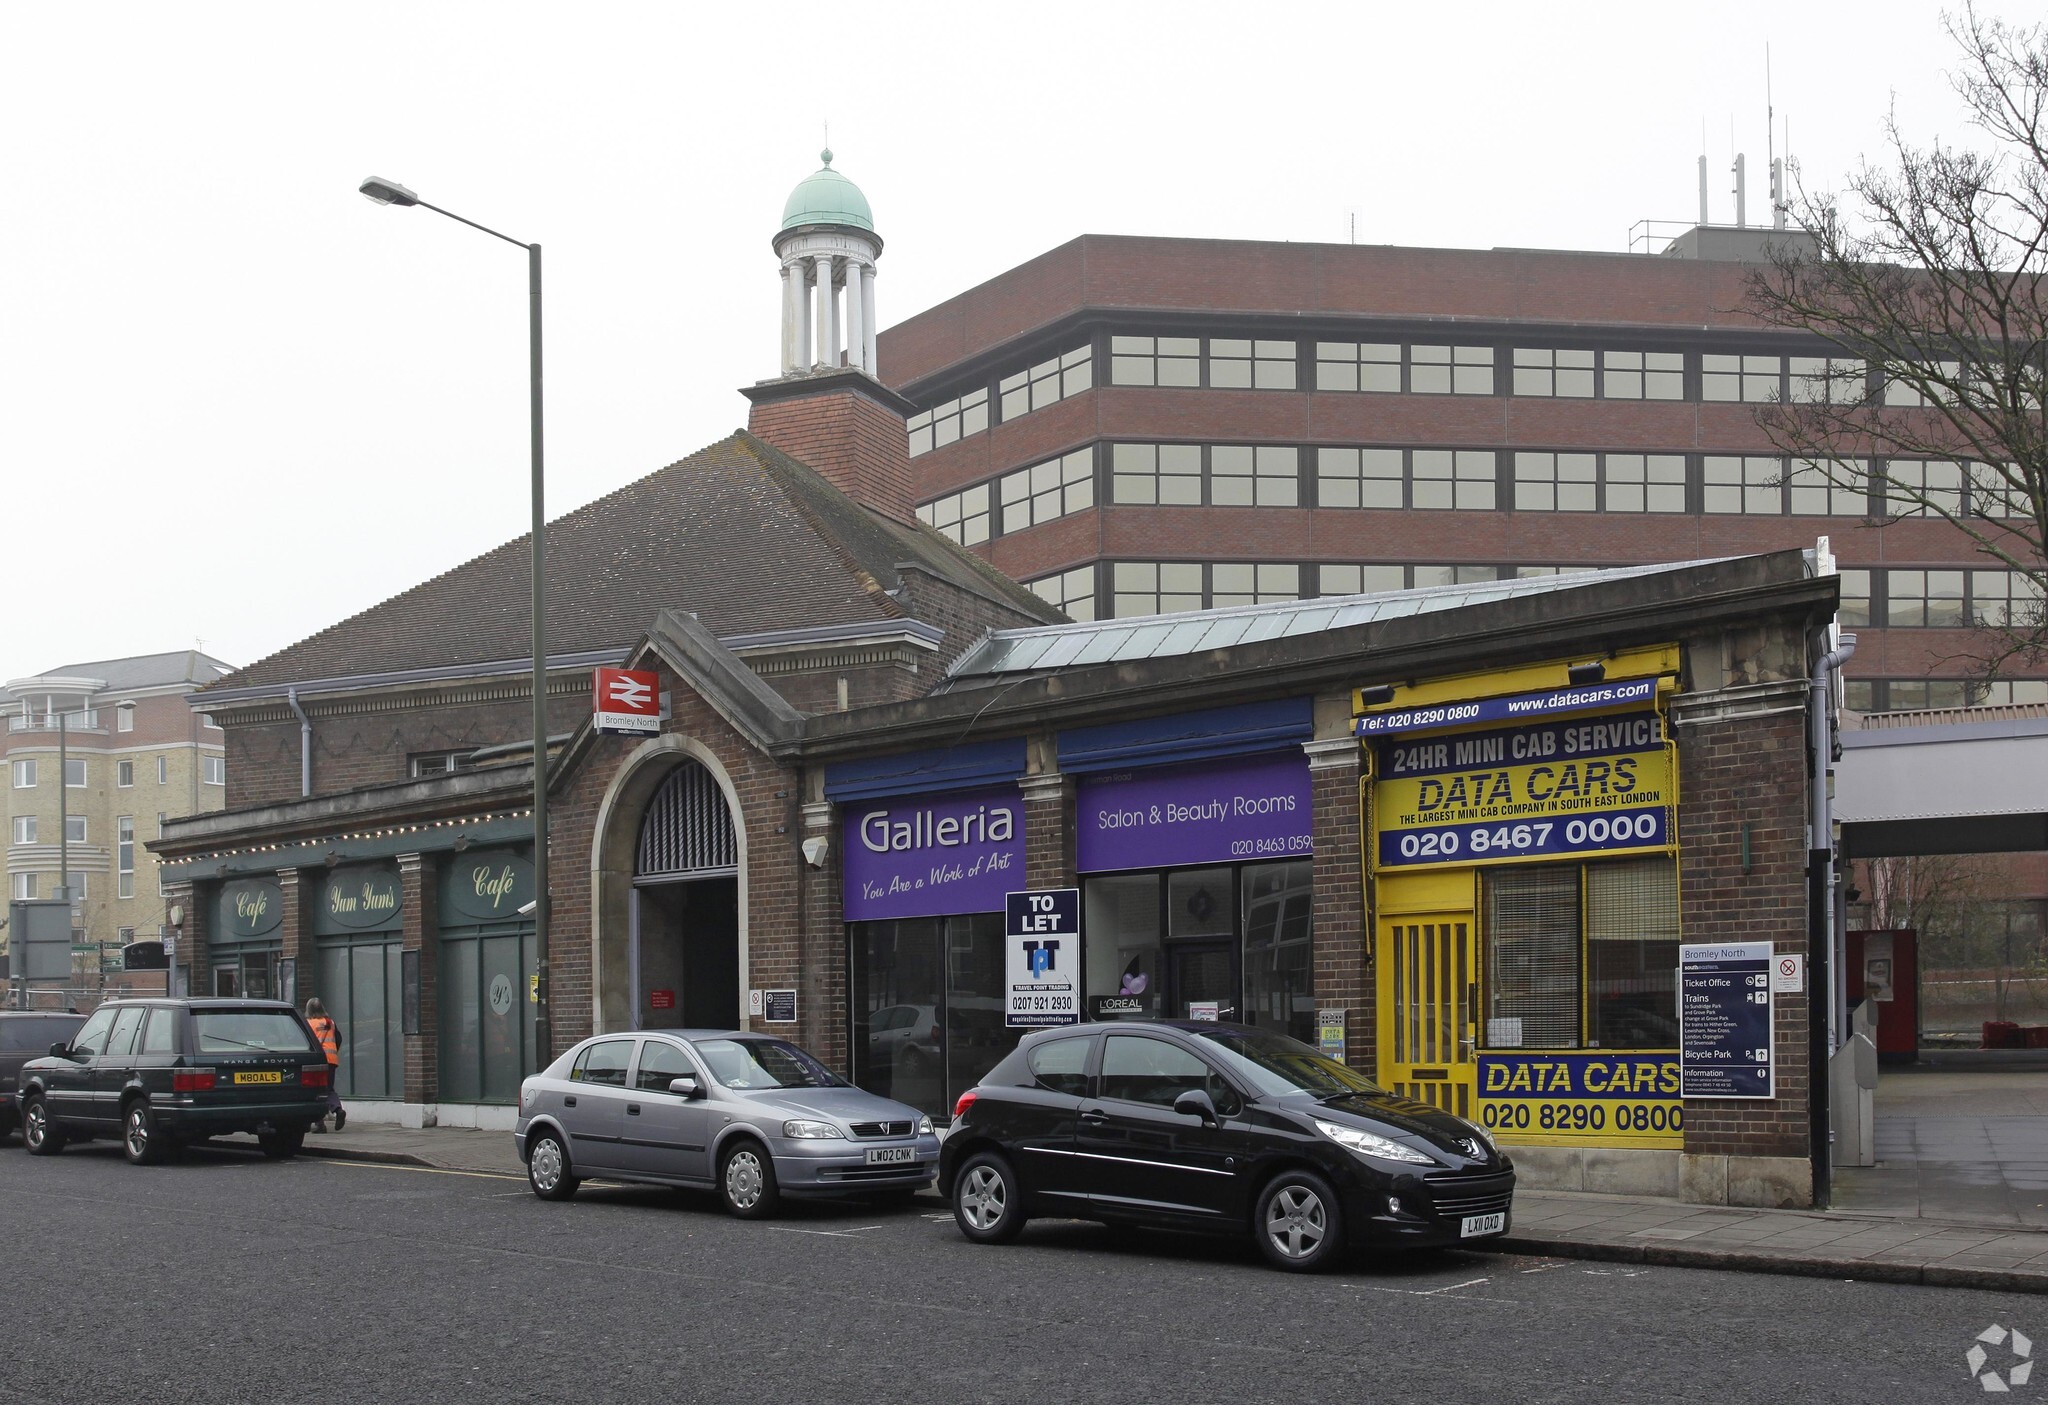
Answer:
[1486,866,1581,1048]
[1587,858,1680,1049]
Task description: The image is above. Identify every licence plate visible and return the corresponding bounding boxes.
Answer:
[233,1071,282,1085]
[865,1147,916,1166]
[1460,1212,1506,1238]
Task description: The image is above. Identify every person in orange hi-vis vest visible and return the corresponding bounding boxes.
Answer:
[305,998,345,1132]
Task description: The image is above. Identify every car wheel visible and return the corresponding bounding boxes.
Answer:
[258,1128,305,1160]
[1255,1169,1344,1272]
[951,1151,1024,1245]
[719,1140,780,1219]
[526,1129,580,1201]
[21,1097,64,1157]
[122,1101,167,1166]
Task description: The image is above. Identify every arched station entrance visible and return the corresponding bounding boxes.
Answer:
[632,761,741,1031]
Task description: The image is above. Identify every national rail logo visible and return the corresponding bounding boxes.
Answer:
[1967,1323,2034,1392]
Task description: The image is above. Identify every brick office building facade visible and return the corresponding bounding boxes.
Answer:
[878,231,2045,716]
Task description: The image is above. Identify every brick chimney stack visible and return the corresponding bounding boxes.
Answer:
[742,369,919,525]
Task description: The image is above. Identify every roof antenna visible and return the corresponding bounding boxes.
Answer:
[1698,120,1709,225]
[1349,209,1356,245]
[1767,45,1787,230]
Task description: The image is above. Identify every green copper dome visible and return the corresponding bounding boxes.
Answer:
[781,149,874,232]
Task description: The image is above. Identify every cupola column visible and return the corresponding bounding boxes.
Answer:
[813,252,838,368]
[860,264,878,372]
[844,258,867,372]
[781,261,808,374]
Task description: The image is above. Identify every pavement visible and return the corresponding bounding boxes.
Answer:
[1834,1067,2048,1227]
[296,1110,2048,1296]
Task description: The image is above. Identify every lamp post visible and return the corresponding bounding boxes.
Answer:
[358,176,552,1067]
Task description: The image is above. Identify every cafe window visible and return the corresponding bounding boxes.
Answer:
[1484,856,1679,1051]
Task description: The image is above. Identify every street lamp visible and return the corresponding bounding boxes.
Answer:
[359,175,552,1068]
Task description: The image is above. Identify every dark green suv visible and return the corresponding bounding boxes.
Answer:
[15,998,330,1164]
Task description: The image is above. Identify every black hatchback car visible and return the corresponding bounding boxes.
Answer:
[940,1020,1515,1272]
[0,1012,87,1139]
[15,998,331,1164]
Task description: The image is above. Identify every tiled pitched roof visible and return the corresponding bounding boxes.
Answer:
[17,651,233,690]
[214,431,1058,693]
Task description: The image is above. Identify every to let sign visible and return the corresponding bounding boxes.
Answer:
[1005,889,1080,1029]
[593,667,661,736]
[1680,942,1775,1099]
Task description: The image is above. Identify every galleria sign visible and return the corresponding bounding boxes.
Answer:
[859,803,1015,854]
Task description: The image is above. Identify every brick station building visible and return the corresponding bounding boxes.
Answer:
[155,157,1847,1206]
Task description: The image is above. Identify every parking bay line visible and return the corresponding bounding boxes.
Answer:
[766,1224,886,1239]
[324,1160,526,1183]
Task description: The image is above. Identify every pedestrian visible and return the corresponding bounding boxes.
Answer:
[305,997,345,1132]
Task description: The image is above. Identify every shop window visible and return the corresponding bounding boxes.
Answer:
[1701,353,1782,403]
[849,912,1015,1121]
[1485,856,1680,1052]
[1513,452,1598,512]
[906,387,990,457]
[1026,565,1097,622]
[1242,860,1314,1044]
[1208,338,1297,390]
[1885,569,1967,628]
[1788,458,1872,516]
[1313,342,1402,393]
[1485,865,1581,1048]
[1601,454,1688,513]
[1703,455,1785,514]
[1109,335,1201,387]
[1601,350,1685,400]
[1210,445,1299,507]
[1314,447,1404,509]
[1110,443,1204,505]
[1084,873,1164,1020]
[1411,450,1497,510]
[1511,348,1596,398]
[1167,867,1235,938]
[999,448,1094,533]
[318,938,406,1100]
[918,483,993,546]
[999,344,1092,421]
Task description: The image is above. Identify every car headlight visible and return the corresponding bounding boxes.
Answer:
[916,1115,933,1136]
[782,1119,844,1140]
[1313,1118,1436,1165]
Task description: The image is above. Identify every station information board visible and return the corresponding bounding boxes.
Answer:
[1679,942,1775,1098]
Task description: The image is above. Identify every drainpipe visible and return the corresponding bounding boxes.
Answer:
[1808,629,1856,1211]
[1810,631,1856,1051]
[286,688,312,798]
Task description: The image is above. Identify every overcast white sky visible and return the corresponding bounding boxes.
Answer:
[0,1,2030,687]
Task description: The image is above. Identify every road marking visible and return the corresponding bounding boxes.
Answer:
[1419,1276,1492,1295]
[324,1159,524,1183]
[766,1224,884,1239]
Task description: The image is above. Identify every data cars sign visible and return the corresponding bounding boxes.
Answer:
[592,667,662,736]
[1372,710,1672,870]
[1475,1052,1682,1148]
[1005,888,1080,1029]
[1680,942,1775,1098]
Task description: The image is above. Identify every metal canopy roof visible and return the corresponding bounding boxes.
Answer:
[941,559,1737,688]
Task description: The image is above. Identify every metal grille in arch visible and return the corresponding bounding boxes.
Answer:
[636,762,738,879]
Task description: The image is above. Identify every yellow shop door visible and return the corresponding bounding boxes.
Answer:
[1377,910,1479,1116]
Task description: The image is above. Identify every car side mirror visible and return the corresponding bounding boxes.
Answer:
[1174,1089,1219,1123]
[50,1042,71,1059]
[668,1076,704,1100]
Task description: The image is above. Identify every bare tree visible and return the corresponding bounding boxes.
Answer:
[1747,5,2047,673]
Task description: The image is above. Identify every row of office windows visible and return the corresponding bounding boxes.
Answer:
[1020,558,2041,634]
[8,755,221,788]
[904,333,1975,459]
[917,441,2027,544]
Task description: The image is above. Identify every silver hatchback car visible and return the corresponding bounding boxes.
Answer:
[514,1029,938,1217]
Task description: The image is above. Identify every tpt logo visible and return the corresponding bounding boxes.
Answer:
[1020,939,1061,980]
[1967,1323,2033,1392]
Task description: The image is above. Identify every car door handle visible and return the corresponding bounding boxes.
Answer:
[1080,1109,1108,1124]
[563,1096,577,1107]
[627,1104,641,1116]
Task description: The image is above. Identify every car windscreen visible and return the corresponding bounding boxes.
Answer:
[193,1010,315,1055]
[690,1038,843,1090]
[1192,1026,1384,1100]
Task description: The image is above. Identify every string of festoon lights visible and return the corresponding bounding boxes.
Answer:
[161,809,536,871]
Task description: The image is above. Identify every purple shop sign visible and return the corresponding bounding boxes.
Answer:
[1077,752,1313,873]
[842,787,1023,921]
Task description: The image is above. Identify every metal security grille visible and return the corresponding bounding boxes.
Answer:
[1587,856,1682,1048]
[1485,866,1582,1048]
[1388,915,1472,1115]
[635,762,738,879]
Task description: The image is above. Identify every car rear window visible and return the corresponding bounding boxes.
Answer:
[194,1011,315,1054]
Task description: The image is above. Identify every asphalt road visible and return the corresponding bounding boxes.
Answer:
[3,1137,2041,1404]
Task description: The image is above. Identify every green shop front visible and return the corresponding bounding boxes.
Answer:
[212,877,284,999]
[312,864,406,1101]
[436,849,541,1106]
